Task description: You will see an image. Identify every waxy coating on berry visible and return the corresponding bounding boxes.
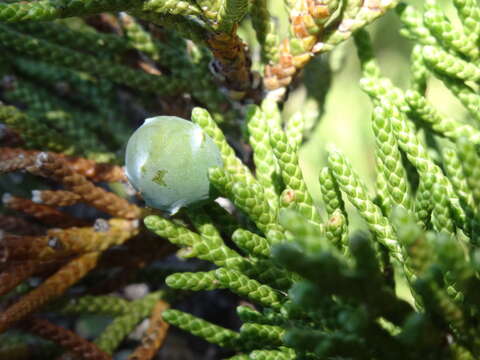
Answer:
[125,116,223,214]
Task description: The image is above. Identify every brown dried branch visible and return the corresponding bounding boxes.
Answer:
[128,300,170,360]
[3,194,87,228]
[0,232,58,263]
[31,190,81,207]
[48,218,139,255]
[0,219,138,263]
[0,147,126,183]
[33,153,140,219]
[206,29,258,100]
[0,252,100,333]
[64,157,126,183]
[0,148,36,173]
[22,317,112,360]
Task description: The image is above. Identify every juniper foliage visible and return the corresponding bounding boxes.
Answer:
[1,0,480,359]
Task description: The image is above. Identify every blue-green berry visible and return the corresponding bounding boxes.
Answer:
[125,116,223,214]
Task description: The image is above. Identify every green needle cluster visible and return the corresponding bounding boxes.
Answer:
[215,268,283,309]
[59,296,130,316]
[166,270,224,291]
[250,0,279,63]
[95,291,165,354]
[217,0,249,32]
[246,104,281,209]
[270,124,321,225]
[327,146,400,259]
[371,105,412,213]
[231,229,271,258]
[162,309,242,349]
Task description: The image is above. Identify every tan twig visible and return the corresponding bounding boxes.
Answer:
[128,300,170,360]
[206,29,257,99]
[32,190,81,207]
[33,153,140,219]
[0,148,36,173]
[0,252,100,333]
[0,219,138,263]
[0,147,126,183]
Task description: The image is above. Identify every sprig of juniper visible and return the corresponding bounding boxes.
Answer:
[4,1,480,359]
[140,3,480,359]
